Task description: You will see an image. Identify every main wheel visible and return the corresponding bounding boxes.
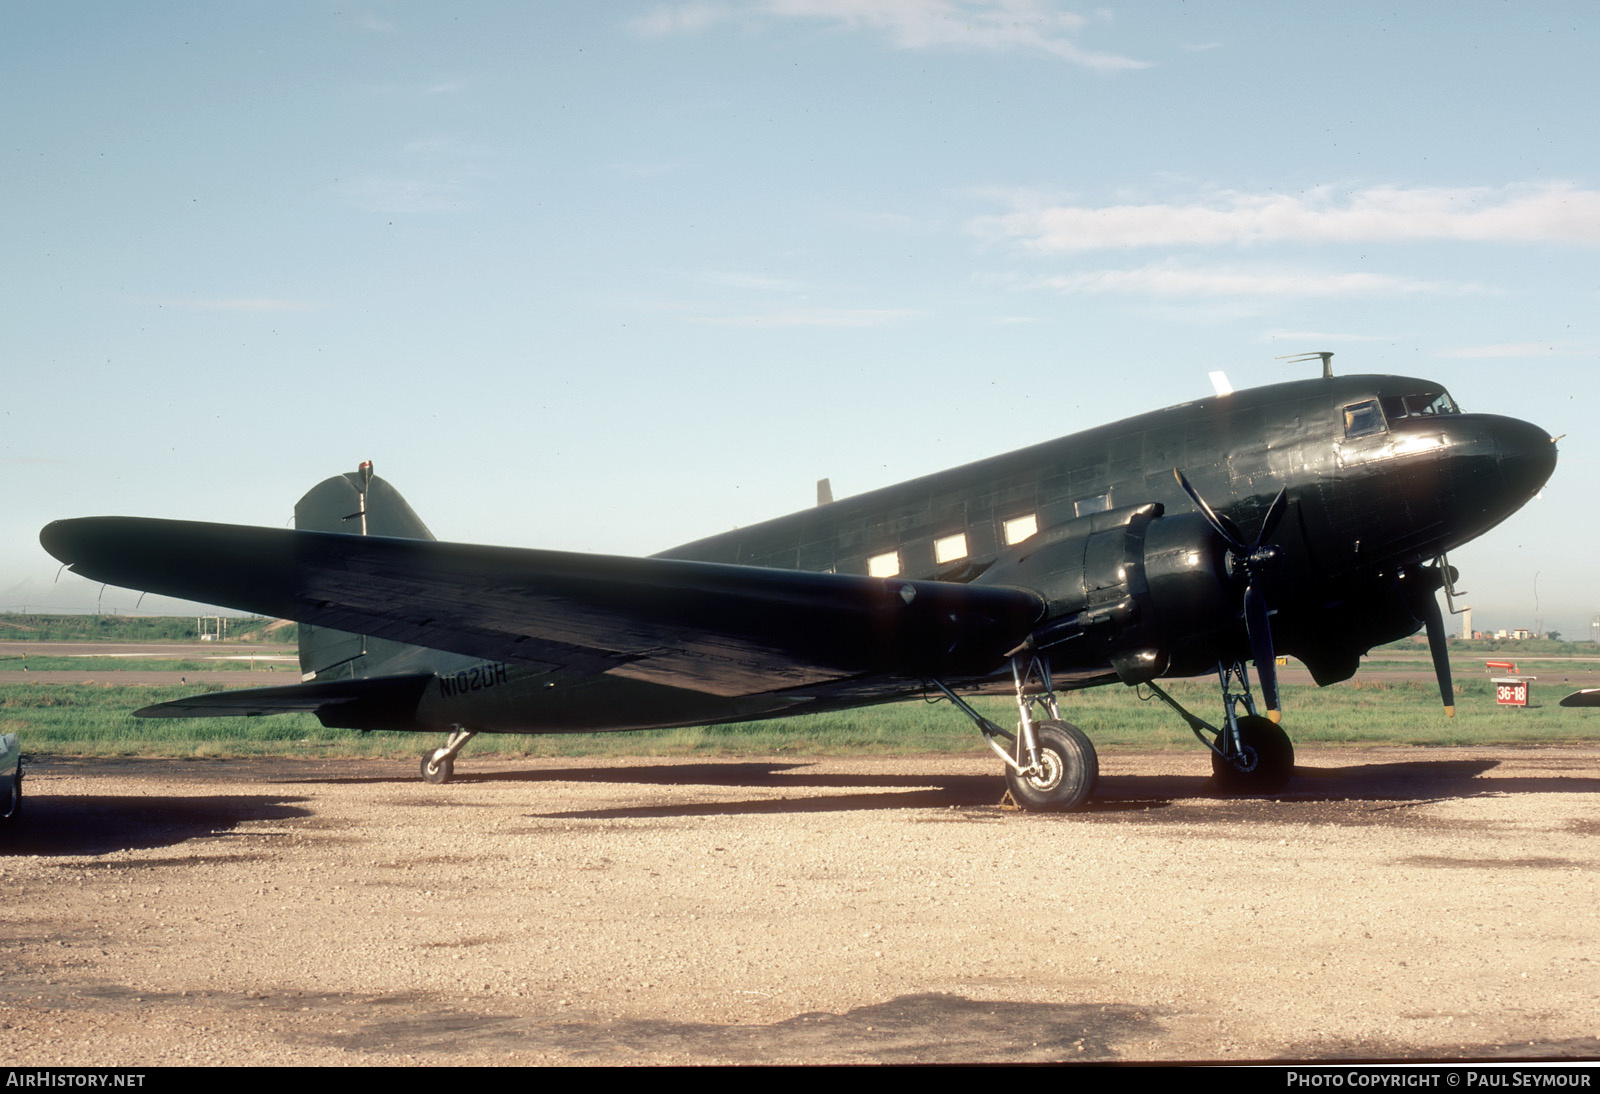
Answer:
[420,752,454,785]
[1004,721,1098,812]
[1212,715,1294,793]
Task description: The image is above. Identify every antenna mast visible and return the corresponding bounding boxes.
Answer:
[1277,351,1334,378]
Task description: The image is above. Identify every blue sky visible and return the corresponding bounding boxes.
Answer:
[4,1,1596,638]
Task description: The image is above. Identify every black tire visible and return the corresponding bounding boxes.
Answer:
[1004,721,1098,811]
[0,765,18,823]
[420,753,454,785]
[1212,714,1294,793]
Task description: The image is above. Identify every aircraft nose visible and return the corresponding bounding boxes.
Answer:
[1492,415,1558,499]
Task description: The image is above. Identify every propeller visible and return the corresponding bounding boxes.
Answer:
[1174,469,1290,722]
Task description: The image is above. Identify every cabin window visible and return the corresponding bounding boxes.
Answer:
[934,533,968,565]
[867,550,900,578]
[1002,514,1038,546]
[1075,493,1110,518]
[1341,399,1386,439]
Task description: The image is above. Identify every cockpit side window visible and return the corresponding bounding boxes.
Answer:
[1380,389,1460,421]
[1342,399,1386,439]
[1411,390,1459,416]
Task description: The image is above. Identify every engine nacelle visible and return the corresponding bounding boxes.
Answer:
[975,503,1238,684]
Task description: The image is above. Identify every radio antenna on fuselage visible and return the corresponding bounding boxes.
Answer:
[1278,351,1334,378]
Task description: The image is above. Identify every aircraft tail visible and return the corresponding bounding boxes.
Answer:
[294,462,436,681]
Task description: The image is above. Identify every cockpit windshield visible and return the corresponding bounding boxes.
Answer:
[1380,389,1459,421]
[1342,388,1462,443]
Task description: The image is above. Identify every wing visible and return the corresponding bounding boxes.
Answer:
[41,518,1045,697]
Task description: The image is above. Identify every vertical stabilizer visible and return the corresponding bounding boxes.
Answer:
[293,463,435,680]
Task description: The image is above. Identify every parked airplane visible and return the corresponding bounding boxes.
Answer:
[40,366,1556,810]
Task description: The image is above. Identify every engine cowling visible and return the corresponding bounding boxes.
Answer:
[974,503,1239,683]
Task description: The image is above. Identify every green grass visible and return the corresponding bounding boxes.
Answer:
[0,657,297,673]
[5,675,1599,761]
[0,613,293,643]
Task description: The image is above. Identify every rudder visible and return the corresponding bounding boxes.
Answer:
[294,462,435,680]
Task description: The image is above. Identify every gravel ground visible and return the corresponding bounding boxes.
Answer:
[2,748,1598,1065]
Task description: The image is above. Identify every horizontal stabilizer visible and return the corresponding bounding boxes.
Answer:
[135,673,433,724]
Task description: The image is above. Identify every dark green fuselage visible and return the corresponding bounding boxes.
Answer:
[401,373,1554,734]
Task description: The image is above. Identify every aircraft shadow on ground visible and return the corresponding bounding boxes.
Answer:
[9,754,1594,851]
[1,792,311,857]
[293,753,1595,822]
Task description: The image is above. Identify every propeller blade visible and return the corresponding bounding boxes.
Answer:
[1173,468,1245,552]
[1418,587,1456,717]
[1180,466,1287,722]
[1243,582,1281,722]
[1256,486,1289,548]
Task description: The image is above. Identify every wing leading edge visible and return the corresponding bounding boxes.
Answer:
[41,518,1046,697]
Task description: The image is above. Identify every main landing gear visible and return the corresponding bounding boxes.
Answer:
[420,726,477,785]
[1143,660,1295,793]
[933,654,1098,812]
[935,655,1294,811]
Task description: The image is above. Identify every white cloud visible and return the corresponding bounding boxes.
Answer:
[341,176,472,214]
[350,13,396,34]
[973,183,1600,252]
[1031,263,1490,298]
[629,0,1149,70]
[628,2,732,35]
[338,138,491,214]
[690,306,922,326]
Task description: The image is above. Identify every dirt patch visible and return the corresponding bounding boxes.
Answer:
[3,747,1599,1064]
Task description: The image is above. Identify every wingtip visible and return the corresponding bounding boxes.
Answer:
[38,518,82,564]
[39,516,149,569]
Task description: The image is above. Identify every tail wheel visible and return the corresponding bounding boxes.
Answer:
[1212,714,1294,793]
[421,752,454,785]
[1005,721,1098,812]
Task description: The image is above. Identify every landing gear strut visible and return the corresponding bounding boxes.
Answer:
[933,654,1098,811]
[421,726,476,785]
[1143,660,1295,793]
